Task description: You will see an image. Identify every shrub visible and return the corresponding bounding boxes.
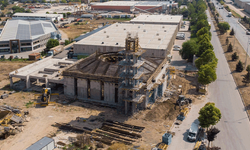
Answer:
[236,60,243,72]
[231,52,239,61]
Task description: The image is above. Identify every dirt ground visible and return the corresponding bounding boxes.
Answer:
[0,61,202,150]
[211,12,250,118]
[60,18,131,39]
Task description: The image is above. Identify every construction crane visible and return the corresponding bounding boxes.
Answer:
[34,88,59,107]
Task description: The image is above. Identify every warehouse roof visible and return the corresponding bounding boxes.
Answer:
[130,15,182,24]
[92,1,172,6]
[13,13,62,18]
[0,20,58,41]
[26,137,54,150]
[75,23,178,50]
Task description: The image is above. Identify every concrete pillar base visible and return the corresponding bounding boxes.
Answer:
[45,78,49,88]
[26,76,30,89]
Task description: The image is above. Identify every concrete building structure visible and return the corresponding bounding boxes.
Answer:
[244,3,250,13]
[63,34,169,115]
[91,1,178,13]
[130,14,183,29]
[12,13,63,22]
[9,44,77,89]
[0,19,60,53]
[234,0,250,8]
[73,23,178,58]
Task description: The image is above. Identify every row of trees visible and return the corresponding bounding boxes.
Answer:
[180,0,218,85]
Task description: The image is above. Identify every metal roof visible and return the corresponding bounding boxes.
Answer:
[92,1,172,6]
[0,20,58,41]
[26,136,54,150]
[13,13,62,18]
[130,15,182,24]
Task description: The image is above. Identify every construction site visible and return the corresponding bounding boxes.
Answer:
[0,12,206,150]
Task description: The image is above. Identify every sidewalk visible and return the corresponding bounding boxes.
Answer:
[227,4,250,18]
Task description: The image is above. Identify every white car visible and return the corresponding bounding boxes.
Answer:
[173,47,181,51]
[173,45,181,48]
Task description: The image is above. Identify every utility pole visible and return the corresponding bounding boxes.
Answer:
[245,37,250,70]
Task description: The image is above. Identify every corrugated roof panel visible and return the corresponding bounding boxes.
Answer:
[16,24,30,40]
[31,23,44,36]
[43,23,52,28]
[0,20,19,40]
[26,136,54,150]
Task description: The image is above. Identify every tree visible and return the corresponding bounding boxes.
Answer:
[196,19,210,31]
[230,28,235,36]
[236,60,243,72]
[67,12,71,16]
[218,22,230,34]
[242,71,250,85]
[42,0,46,3]
[226,37,229,45]
[53,12,57,14]
[231,52,239,61]
[61,0,67,3]
[180,40,199,62]
[198,102,221,129]
[65,40,70,45]
[197,34,214,57]
[198,64,217,85]
[227,43,233,52]
[195,49,218,70]
[207,127,220,149]
[46,12,49,14]
[196,27,211,41]
[46,39,59,49]
[247,65,250,72]
[197,13,208,21]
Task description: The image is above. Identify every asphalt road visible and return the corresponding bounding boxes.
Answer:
[206,9,250,149]
[213,0,250,57]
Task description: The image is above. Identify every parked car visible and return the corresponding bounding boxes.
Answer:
[173,47,181,51]
[173,45,181,48]
[246,31,250,35]
[187,122,199,142]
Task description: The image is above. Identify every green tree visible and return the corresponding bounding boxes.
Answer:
[198,64,217,85]
[180,40,199,62]
[198,102,221,129]
[196,27,211,41]
[231,52,239,61]
[227,43,233,52]
[243,66,250,85]
[195,49,218,70]
[226,37,229,45]
[236,60,243,72]
[46,12,49,14]
[65,40,70,45]
[196,19,210,31]
[46,39,59,49]
[61,0,67,3]
[197,13,208,21]
[197,34,213,57]
[42,0,46,3]
[53,12,57,14]
[230,28,235,36]
[218,22,230,34]
[67,12,71,16]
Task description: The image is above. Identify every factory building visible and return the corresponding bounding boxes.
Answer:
[0,19,61,53]
[73,22,178,58]
[12,13,63,22]
[63,33,169,115]
[91,1,178,13]
[234,0,250,8]
[130,15,183,29]
[244,3,250,13]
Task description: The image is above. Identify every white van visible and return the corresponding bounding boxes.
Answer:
[187,122,199,142]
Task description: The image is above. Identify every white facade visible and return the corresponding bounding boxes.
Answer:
[12,13,63,22]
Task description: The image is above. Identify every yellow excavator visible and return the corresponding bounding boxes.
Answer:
[34,88,59,107]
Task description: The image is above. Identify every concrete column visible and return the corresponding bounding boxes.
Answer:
[26,76,30,89]
[37,79,39,84]
[45,77,49,88]
[10,77,13,89]
[125,101,128,114]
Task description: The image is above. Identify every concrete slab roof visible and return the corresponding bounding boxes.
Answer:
[75,23,178,50]
[130,15,182,24]
[92,1,172,6]
[0,20,58,41]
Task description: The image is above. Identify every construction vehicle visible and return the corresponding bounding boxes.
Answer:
[176,107,190,122]
[176,95,192,107]
[34,88,59,107]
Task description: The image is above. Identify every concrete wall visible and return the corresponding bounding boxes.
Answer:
[77,78,88,98]
[64,77,75,96]
[245,3,250,13]
[90,80,101,100]
[104,82,115,103]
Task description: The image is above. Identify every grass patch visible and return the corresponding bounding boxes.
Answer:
[77,55,88,60]
[0,58,30,62]
[25,101,34,108]
[231,9,242,18]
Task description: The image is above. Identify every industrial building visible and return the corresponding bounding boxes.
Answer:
[130,15,183,29]
[0,19,61,53]
[73,22,178,58]
[91,1,178,13]
[63,33,169,115]
[234,0,250,8]
[244,3,250,13]
[12,13,63,22]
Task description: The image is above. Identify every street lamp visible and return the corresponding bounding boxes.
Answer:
[245,37,250,70]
